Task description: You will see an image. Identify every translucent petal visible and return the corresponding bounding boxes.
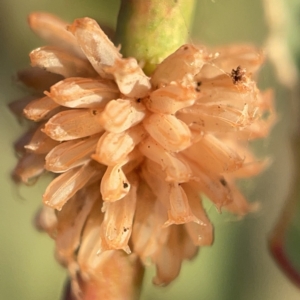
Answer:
[132,182,169,262]
[183,183,214,246]
[141,160,198,226]
[92,124,146,166]
[139,137,192,182]
[28,12,84,58]
[14,128,35,155]
[30,46,97,78]
[55,184,98,264]
[145,82,196,114]
[99,173,138,253]
[223,178,258,215]
[9,96,35,118]
[152,226,182,286]
[151,44,207,87]
[13,153,45,184]
[48,77,119,108]
[100,149,143,202]
[163,183,200,227]
[233,159,270,178]
[45,134,101,173]
[181,227,199,260]
[200,44,264,78]
[141,159,170,198]
[105,57,151,98]
[25,124,59,154]
[23,96,60,122]
[100,163,130,202]
[121,148,144,175]
[177,107,249,135]
[17,67,63,92]
[77,199,104,276]
[43,161,105,210]
[34,205,57,238]
[194,74,258,110]
[68,18,122,78]
[183,156,233,210]
[44,109,104,141]
[96,99,146,133]
[143,114,191,152]
[183,134,244,174]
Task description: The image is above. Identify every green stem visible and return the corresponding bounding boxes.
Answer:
[115,0,196,74]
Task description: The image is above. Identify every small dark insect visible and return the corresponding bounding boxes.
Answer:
[220,178,227,187]
[195,81,202,92]
[231,66,246,84]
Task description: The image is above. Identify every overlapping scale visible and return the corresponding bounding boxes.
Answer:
[96,99,146,133]
[48,77,119,108]
[44,109,104,141]
[68,18,122,78]
[92,124,146,166]
[143,113,191,152]
[145,82,196,114]
[45,134,101,172]
[30,46,98,78]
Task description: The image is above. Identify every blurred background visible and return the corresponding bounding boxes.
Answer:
[0,0,299,299]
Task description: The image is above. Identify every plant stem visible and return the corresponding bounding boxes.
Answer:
[115,0,196,74]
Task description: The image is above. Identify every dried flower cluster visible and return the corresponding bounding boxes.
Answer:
[12,12,275,298]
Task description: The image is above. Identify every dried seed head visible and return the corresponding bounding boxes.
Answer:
[12,12,275,297]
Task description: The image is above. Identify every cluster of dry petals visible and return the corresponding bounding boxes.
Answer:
[11,12,275,297]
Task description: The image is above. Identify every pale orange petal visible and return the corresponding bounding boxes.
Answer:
[183,134,244,174]
[151,44,207,87]
[77,199,104,277]
[139,138,192,182]
[43,161,105,210]
[25,124,60,154]
[96,99,146,133]
[55,183,99,264]
[9,96,37,117]
[183,183,214,246]
[183,155,233,210]
[105,57,151,98]
[164,183,200,227]
[132,182,169,262]
[99,173,138,253]
[68,18,122,78]
[48,77,119,108]
[30,46,97,78]
[45,134,101,173]
[13,127,36,154]
[201,44,264,78]
[143,113,191,152]
[223,178,258,216]
[44,109,104,141]
[28,12,84,58]
[152,226,182,286]
[13,153,45,184]
[34,205,57,237]
[17,67,63,92]
[100,163,130,202]
[145,82,196,114]
[92,124,146,166]
[23,96,61,122]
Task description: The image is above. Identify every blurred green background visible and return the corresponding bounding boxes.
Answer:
[0,0,299,299]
